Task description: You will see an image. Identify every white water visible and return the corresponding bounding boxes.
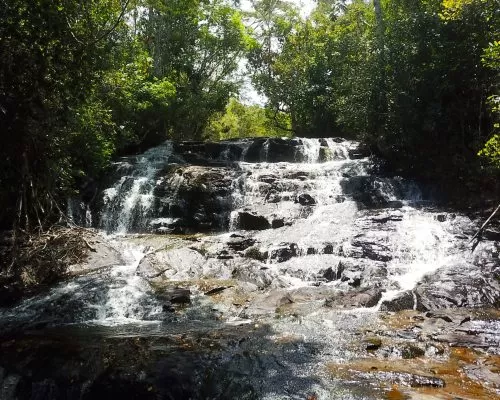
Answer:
[100,142,174,233]
[2,138,479,328]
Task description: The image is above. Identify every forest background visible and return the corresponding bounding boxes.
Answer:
[1,0,499,232]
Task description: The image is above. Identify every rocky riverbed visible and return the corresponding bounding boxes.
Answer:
[1,137,499,399]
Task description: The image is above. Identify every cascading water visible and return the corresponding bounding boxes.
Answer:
[1,137,498,400]
[100,141,174,234]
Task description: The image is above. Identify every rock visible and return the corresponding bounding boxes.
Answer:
[269,243,298,263]
[296,194,316,206]
[379,291,427,312]
[0,374,21,400]
[271,218,285,229]
[347,144,371,160]
[322,243,334,254]
[137,248,206,281]
[414,262,500,310]
[322,267,337,282]
[258,174,278,184]
[236,211,271,231]
[217,250,233,259]
[364,337,382,351]
[231,259,275,289]
[158,287,191,304]
[244,247,268,262]
[436,214,447,222]
[425,312,453,323]
[401,344,425,359]
[319,146,333,162]
[340,176,408,208]
[370,211,403,224]
[68,237,124,275]
[348,237,392,262]
[284,171,310,181]
[226,237,256,251]
[370,371,445,388]
[325,288,382,308]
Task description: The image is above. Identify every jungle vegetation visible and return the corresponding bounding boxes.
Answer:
[0,0,499,231]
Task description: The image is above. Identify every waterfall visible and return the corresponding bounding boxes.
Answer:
[2,136,498,400]
[100,141,174,233]
[300,138,322,163]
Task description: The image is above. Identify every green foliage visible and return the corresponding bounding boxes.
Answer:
[0,0,254,229]
[0,0,130,229]
[478,133,500,167]
[248,0,499,178]
[204,98,291,140]
[144,0,256,140]
[478,40,500,168]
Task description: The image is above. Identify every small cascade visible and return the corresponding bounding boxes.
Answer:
[324,138,351,160]
[300,138,322,162]
[100,142,174,233]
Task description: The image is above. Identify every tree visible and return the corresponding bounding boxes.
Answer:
[0,0,132,231]
[141,0,256,140]
[204,98,291,139]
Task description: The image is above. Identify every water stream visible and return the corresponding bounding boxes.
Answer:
[1,137,498,399]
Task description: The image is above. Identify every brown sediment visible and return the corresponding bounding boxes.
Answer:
[326,347,500,399]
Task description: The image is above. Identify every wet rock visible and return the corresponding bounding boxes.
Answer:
[236,211,271,231]
[158,287,191,304]
[265,192,281,203]
[322,243,334,254]
[347,144,371,160]
[217,250,233,259]
[425,312,453,323]
[436,214,447,222]
[401,344,425,359]
[322,267,337,282]
[137,248,206,281]
[379,291,427,312]
[231,259,275,288]
[296,193,316,206]
[226,236,256,252]
[340,176,408,207]
[370,211,403,224]
[414,262,500,310]
[258,174,278,184]
[344,238,392,262]
[364,337,382,351]
[325,288,382,308]
[284,171,309,181]
[68,236,124,275]
[0,373,21,400]
[367,371,445,388]
[271,218,285,229]
[269,243,298,263]
[243,247,268,262]
[348,277,361,288]
[319,146,332,162]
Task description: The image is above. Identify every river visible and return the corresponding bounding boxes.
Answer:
[1,138,499,399]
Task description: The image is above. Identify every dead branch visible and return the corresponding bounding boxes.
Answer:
[470,202,500,253]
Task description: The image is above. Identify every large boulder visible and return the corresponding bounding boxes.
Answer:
[235,211,271,231]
